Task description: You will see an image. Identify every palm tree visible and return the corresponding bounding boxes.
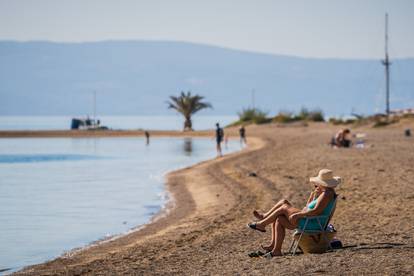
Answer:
[167,91,212,131]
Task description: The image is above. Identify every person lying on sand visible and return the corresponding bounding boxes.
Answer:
[247,169,341,258]
[331,129,351,148]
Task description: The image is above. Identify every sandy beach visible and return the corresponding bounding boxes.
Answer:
[13,120,414,275]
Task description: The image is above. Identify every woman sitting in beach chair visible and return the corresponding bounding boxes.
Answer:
[247,169,341,258]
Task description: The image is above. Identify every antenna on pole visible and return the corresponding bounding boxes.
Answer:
[382,13,391,116]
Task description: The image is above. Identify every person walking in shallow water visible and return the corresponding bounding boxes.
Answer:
[215,123,224,157]
[145,131,150,145]
[239,125,247,146]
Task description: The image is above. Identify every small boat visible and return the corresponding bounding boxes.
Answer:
[70,91,108,130]
[70,117,108,130]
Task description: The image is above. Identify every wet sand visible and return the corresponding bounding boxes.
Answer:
[13,120,414,275]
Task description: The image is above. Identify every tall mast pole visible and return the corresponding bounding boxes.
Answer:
[93,91,96,121]
[252,89,255,110]
[382,13,391,116]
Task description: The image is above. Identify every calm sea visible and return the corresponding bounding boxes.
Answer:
[0,136,242,273]
[0,115,238,131]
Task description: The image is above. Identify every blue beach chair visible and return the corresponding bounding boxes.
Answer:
[288,196,338,255]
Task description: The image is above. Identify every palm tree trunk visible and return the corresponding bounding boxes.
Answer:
[184,117,192,131]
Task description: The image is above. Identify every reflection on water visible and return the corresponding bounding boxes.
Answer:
[0,137,240,272]
[183,138,193,155]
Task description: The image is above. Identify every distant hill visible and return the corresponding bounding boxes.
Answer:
[0,40,413,116]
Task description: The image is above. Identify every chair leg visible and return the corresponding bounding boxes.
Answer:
[288,237,295,254]
[291,240,299,256]
[291,232,304,256]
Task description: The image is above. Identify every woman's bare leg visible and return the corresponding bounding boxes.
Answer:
[253,199,291,219]
[261,222,276,251]
[271,216,296,256]
[254,205,300,231]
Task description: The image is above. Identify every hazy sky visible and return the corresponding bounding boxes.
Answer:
[0,0,413,59]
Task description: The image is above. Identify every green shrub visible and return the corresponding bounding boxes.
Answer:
[275,108,324,123]
[238,108,257,122]
[329,117,357,125]
[373,120,391,127]
[273,111,295,123]
[236,108,270,124]
[255,117,272,124]
[307,109,325,122]
[402,113,414,119]
[372,116,399,127]
[297,107,310,120]
[233,106,325,126]
[328,118,343,125]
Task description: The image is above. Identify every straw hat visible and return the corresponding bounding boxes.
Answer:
[310,169,341,188]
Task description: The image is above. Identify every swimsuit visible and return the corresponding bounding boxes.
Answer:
[297,196,335,231]
[216,128,223,144]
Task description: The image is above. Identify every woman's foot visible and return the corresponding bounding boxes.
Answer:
[271,250,283,257]
[253,210,264,220]
[247,222,266,232]
[264,251,283,259]
[261,244,274,252]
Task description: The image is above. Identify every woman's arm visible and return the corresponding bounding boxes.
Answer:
[335,131,343,145]
[289,190,333,223]
[300,191,332,217]
[306,190,316,205]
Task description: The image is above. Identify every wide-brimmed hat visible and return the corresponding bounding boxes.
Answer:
[310,169,341,188]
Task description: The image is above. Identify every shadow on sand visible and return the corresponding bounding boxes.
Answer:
[339,242,414,251]
[274,242,414,256]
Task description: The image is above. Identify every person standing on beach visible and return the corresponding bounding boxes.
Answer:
[239,125,247,146]
[145,131,150,145]
[215,123,224,157]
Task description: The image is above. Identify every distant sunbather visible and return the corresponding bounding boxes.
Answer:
[331,129,351,148]
[247,169,341,258]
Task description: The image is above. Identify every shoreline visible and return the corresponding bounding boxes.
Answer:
[60,137,256,260]
[0,129,215,138]
[13,132,264,275]
[12,122,414,275]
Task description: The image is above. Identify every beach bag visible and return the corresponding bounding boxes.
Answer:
[294,232,336,253]
[294,224,336,254]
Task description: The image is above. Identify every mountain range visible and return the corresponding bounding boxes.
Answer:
[1,40,413,117]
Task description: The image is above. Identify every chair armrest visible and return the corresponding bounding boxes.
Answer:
[302,215,328,219]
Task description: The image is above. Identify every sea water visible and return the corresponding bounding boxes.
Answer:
[0,137,241,273]
[0,115,238,131]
